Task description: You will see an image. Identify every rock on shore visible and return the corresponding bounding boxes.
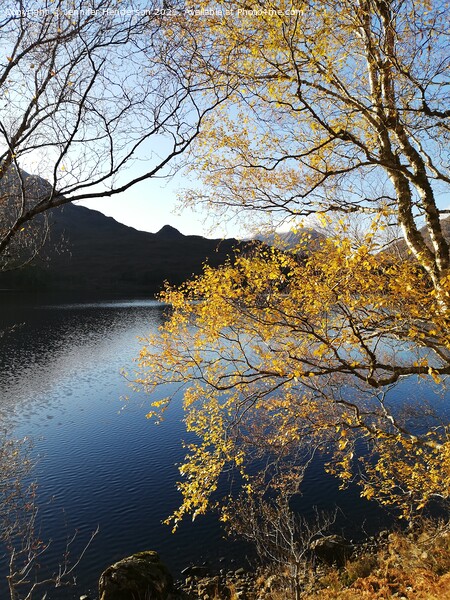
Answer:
[98,550,174,600]
[98,551,258,600]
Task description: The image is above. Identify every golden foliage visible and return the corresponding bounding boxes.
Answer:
[135,0,450,530]
[135,228,450,527]
[306,520,450,599]
[162,0,450,300]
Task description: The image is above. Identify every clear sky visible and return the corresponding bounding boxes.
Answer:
[76,176,249,239]
[76,177,209,237]
[67,120,275,238]
[24,139,248,239]
[74,156,449,240]
[70,139,248,239]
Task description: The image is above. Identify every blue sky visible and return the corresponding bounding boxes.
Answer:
[76,177,203,236]
[76,175,247,239]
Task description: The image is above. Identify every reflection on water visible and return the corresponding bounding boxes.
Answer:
[1,294,446,599]
[0,298,166,424]
[1,295,250,599]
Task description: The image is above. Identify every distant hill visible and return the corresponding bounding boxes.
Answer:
[384,217,450,258]
[254,228,325,251]
[0,200,247,294]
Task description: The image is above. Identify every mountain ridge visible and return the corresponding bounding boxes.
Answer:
[384,216,450,258]
[0,201,247,293]
[0,171,325,294]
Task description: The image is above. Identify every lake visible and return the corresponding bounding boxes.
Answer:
[0,294,439,598]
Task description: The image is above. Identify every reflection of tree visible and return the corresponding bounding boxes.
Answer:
[1,432,98,600]
[0,432,98,600]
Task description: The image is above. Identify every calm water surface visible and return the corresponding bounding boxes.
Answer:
[0,294,445,598]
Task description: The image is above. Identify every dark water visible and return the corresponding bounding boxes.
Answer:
[0,294,447,598]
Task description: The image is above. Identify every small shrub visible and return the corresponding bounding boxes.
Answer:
[343,554,378,585]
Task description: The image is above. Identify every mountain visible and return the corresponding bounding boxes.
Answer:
[0,201,247,294]
[384,217,450,258]
[254,228,325,251]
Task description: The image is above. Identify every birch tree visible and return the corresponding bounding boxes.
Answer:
[135,0,450,524]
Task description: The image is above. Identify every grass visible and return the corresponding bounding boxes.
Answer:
[249,519,450,599]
